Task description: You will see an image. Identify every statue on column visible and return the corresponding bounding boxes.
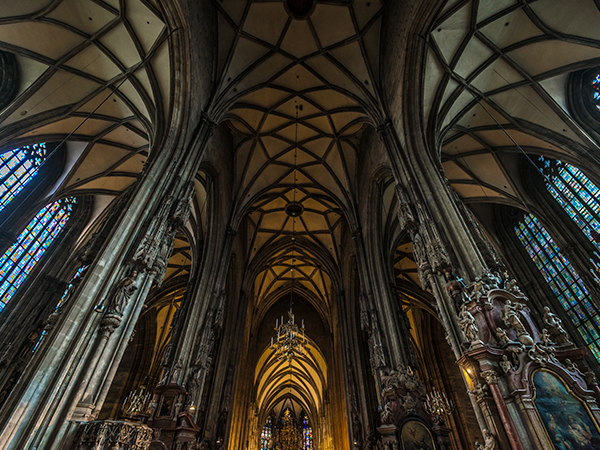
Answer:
[444,269,466,305]
[108,270,138,315]
[457,305,482,347]
[475,429,497,450]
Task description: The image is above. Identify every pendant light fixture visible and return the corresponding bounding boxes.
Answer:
[271,103,308,364]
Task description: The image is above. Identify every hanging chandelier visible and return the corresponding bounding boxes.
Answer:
[424,386,454,417]
[271,103,308,364]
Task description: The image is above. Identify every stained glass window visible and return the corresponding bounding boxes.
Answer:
[261,416,272,450]
[539,157,600,248]
[302,413,312,450]
[515,214,600,362]
[592,73,600,111]
[0,197,76,312]
[0,143,47,212]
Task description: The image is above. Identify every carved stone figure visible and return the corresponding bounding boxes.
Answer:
[540,329,553,347]
[564,358,584,376]
[401,393,418,414]
[480,370,498,385]
[469,280,485,303]
[380,402,393,425]
[502,271,525,297]
[108,271,138,315]
[444,270,465,304]
[501,300,532,345]
[469,383,488,402]
[495,327,510,345]
[457,305,482,347]
[170,360,183,385]
[500,355,513,374]
[482,429,497,450]
[528,343,556,367]
[381,369,400,394]
[543,306,573,346]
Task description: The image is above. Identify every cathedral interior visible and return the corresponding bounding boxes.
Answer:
[1,0,600,449]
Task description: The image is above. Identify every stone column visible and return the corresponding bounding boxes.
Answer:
[480,370,524,450]
[376,121,506,439]
[0,116,216,450]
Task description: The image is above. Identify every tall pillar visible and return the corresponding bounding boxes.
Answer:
[375,120,507,441]
[0,117,216,450]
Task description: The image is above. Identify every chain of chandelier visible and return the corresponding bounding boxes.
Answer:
[271,103,309,364]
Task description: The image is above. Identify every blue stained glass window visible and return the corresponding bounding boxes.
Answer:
[516,214,600,362]
[540,157,600,248]
[0,197,76,312]
[302,413,312,450]
[261,416,272,450]
[0,143,47,212]
[592,73,600,111]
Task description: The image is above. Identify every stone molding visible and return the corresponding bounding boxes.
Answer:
[75,420,153,450]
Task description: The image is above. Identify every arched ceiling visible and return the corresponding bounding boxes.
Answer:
[425,0,600,207]
[254,339,327,422]
[162,230,192,285]
[0,0,172,219]
[253,246,332,315]
[216,1,387,343]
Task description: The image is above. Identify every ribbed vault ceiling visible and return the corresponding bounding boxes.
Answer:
[254,339,326,424]
[426,0,600,207]
[219,0,385,421]
[216,0,384,266]
[0,0,171,219]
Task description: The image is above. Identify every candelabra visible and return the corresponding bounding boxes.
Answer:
[424,386,453,416]
[122,386,151,417]
[271,309,308,363]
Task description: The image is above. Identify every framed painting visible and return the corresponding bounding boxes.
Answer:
[400,420,436,450]
[533,369,600,449]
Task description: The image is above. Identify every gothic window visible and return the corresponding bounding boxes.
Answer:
[0,197,76,311]
[0,143,48,212]
[591,72,600,112]
[539,157,600,246]
[261,416,272,450]
[302,413,312,450]
[515,214,600,361]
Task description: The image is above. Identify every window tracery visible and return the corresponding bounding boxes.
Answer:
[515,214,600,361]
[302,412,312,450]
[591,72,600,112]
[0,143,47,212]
[539,157,600,247]
[0,197,76,311]
[261,416,272,450]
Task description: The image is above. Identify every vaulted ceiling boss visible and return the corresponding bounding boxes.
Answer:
[0,1,599,450]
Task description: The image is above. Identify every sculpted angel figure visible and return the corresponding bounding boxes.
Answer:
[109,270,138,314]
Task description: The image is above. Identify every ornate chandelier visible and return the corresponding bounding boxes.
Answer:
[272,309,307,363]
[270,103,308,364]
[424,386,454,416]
